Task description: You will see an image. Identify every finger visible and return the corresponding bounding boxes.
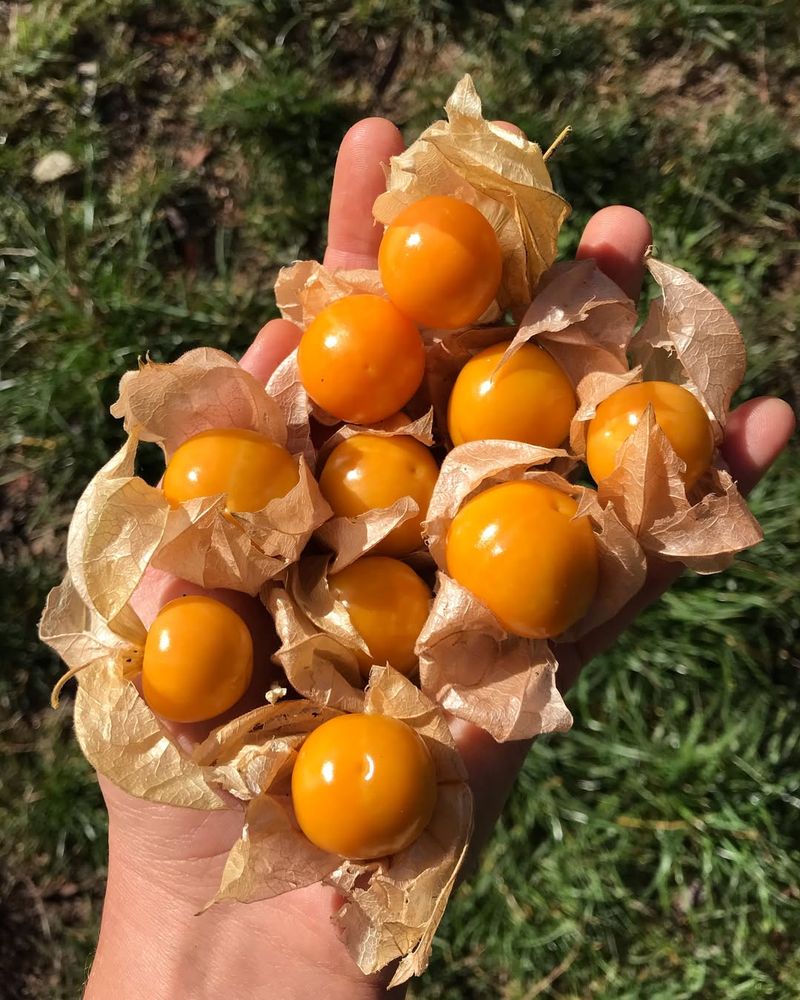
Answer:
[492,119,525,137]
[324,117,405,271]
[239,318,302,383]
[576,205,653,301]
[721,396,796,495]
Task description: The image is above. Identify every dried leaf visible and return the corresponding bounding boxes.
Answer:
[264,352,315,464]
[74,660,224,810]
[373,75,570,313]
[315,496,422,572]
[632,258,746,431]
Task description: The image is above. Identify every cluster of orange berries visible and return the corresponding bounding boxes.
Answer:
[141,194,715,861]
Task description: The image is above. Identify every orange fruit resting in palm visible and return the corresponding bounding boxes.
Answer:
[378,195,503,329]
[586,381,714,487]
[142,596,253,723]
[328,556,432,678]
[291,713,437,860]
[319,434,439,556]
[446,481,599,639]
[162,428,299,512]
[448,340,576,448]
[297,294,425,424]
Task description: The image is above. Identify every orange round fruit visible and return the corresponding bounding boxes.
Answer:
[379,195,503,329]
[297,294,425,424]
[446,480,599,638]
[586,381,714,487]
[291,713,437,860]
[162,428,299,512]
[328,556,432,677]
[142,595,253,723]
[448,340,576,447]
[319,434,439,556]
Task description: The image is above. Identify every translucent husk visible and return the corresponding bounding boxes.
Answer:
[71,348,331,600]
[417,441,647,741]
[373,74,571,315]
[207,665,473,988]
[570,258,763,570]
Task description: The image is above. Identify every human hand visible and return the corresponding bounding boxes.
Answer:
[86,118,795,1000]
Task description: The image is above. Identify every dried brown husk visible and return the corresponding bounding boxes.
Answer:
[373,74,571,316]
[418,441,646,740]
[72,348,331,600]
[424,260,637,447]
[314,410,437,570]
[570,258,762,570]
[209,665,473,988]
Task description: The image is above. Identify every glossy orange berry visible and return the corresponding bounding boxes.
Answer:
[297,294,425,424]
[446,481,598,639]
[162,428,299,513]
[379,195,503,329]
[448,340,576,447]
[142,596,253,723]
[319,434,439,556]
[291,713,437,859]
[328,556,432,677]
[586,381,714,487]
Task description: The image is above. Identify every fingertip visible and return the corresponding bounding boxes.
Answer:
[576,205,653,302]
[324,117,405,270]
[239,318,302,382]
[722,396,796,495]
[492,119,525,138]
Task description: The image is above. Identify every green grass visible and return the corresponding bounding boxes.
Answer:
[1,1,798,996]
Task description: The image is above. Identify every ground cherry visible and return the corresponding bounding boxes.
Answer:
[142,595,253,723]
[586,381,714,487]
[319,434,439,556]
[297,294,425,424]
[446,481,599,638]
[448,340,576,447]
[379,195,503,329]
[162,428,299,512]
[291,713,437,859]
[328,556,432,677]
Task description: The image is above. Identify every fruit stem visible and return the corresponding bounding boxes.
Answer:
[543,126,572,162]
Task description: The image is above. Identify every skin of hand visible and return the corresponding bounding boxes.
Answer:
[85,119,796,1000]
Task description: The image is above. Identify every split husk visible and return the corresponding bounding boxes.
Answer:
[373,74,571,316]
[314,410,436,570]
[206,665,473,988]
[424,258,637,447]
[71,348,331,599]
[570,258,762,570]
[418,441,647,741]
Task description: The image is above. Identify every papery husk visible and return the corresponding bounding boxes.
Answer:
[569,257,762,569]
[274,259,384,329]
[595,407,762,572]
[418,441,646,740]
[266,558,367,712]
[75,349,331,599]
[210,666,473,987]
[314,410,436,571]
[631,258,747,437]
[373,74,571,315]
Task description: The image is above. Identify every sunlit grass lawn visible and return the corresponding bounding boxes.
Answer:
[1,2,798,996]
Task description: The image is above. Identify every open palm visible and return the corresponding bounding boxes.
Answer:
[88,118,794,1000]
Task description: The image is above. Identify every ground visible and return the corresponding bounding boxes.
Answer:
[0,2,798,997]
